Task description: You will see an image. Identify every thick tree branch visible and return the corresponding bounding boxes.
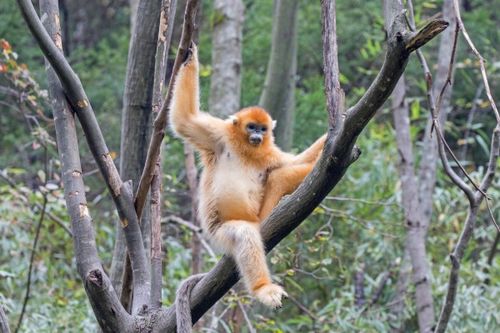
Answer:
[37,0,131,330]
[135,0,199,219]
[17,0,150,315]
[148,6,446,332]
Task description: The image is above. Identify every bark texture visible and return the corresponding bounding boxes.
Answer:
[209,0,244,117]
[110,0,162,304]
[0,306,10,333]
[259,0,299,150]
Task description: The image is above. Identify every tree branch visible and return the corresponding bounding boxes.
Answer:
[17,0,150,315]
[37,0,131,330]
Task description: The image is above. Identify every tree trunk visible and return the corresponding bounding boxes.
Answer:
[110,0,162,301]
[130,0,140,32]
[259,0,298,150]
[385,1,457,332]
[209,0,244,117]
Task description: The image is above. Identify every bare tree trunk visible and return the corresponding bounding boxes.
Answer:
[130,0,140,32]
[209,0,244,117]
[259,0,298,150]
[110,0,162,304]
[385,1,456,332]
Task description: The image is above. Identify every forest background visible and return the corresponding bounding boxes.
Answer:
[0,0,499,332]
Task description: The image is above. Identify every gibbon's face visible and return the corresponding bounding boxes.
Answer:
[232,107,275,147]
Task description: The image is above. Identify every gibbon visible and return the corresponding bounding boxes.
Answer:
[169,43,326,308]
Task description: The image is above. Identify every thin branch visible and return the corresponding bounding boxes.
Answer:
[150,160,163,309]
[163,215,202,233]
[451,0,500,122]
[14,192,47,333]
[135,0,200,218]
[150,0,177,310]
[487,231,500,266]
[459,84,484,160]
[233,301,254,333]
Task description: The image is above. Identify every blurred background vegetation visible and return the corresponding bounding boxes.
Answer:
[0,0,499,332]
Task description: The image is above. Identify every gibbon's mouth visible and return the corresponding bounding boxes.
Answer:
[249,138,263,146]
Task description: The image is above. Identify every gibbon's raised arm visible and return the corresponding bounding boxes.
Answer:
[169,44,225,152]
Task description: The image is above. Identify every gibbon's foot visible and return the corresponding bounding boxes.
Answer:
[254,283,288,309]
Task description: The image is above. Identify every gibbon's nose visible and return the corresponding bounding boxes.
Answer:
[249,134,263,145]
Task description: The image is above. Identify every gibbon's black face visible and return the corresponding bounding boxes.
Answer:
[246,122,268,146]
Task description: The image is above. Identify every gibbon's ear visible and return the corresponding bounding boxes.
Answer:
[227,115,238,125]
[272,120,277,130]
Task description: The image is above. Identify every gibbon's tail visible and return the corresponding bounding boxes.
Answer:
[175,273,206,333]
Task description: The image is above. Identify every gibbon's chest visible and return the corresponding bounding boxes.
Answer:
[210,147,267,217]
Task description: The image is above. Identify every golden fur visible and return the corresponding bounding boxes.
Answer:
[169,44,326,308]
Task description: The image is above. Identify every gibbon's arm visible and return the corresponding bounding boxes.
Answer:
[258,134,326,219]
[169,44,226,152]
[259,163,314,220]
[291,134,327,164]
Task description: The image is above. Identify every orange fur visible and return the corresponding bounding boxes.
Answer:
[169,44,326,308]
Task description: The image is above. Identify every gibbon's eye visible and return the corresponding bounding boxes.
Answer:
[247,124,256,131]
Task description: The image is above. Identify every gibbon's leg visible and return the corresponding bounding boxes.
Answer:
[259,163,314,220]
[211,220,287,308]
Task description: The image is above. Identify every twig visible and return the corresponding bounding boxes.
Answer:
[487,231,500,266]
[14,186,47,333]
[287,294,318,321]
[236,301,256,333]
[451,0,500,123]
[163,215,202,233]
[325,195,398,206]
[459,84,484,160]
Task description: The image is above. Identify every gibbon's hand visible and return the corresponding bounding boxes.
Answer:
[182,41,197,67]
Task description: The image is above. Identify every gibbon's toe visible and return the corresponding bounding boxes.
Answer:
[254,283,288,309]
